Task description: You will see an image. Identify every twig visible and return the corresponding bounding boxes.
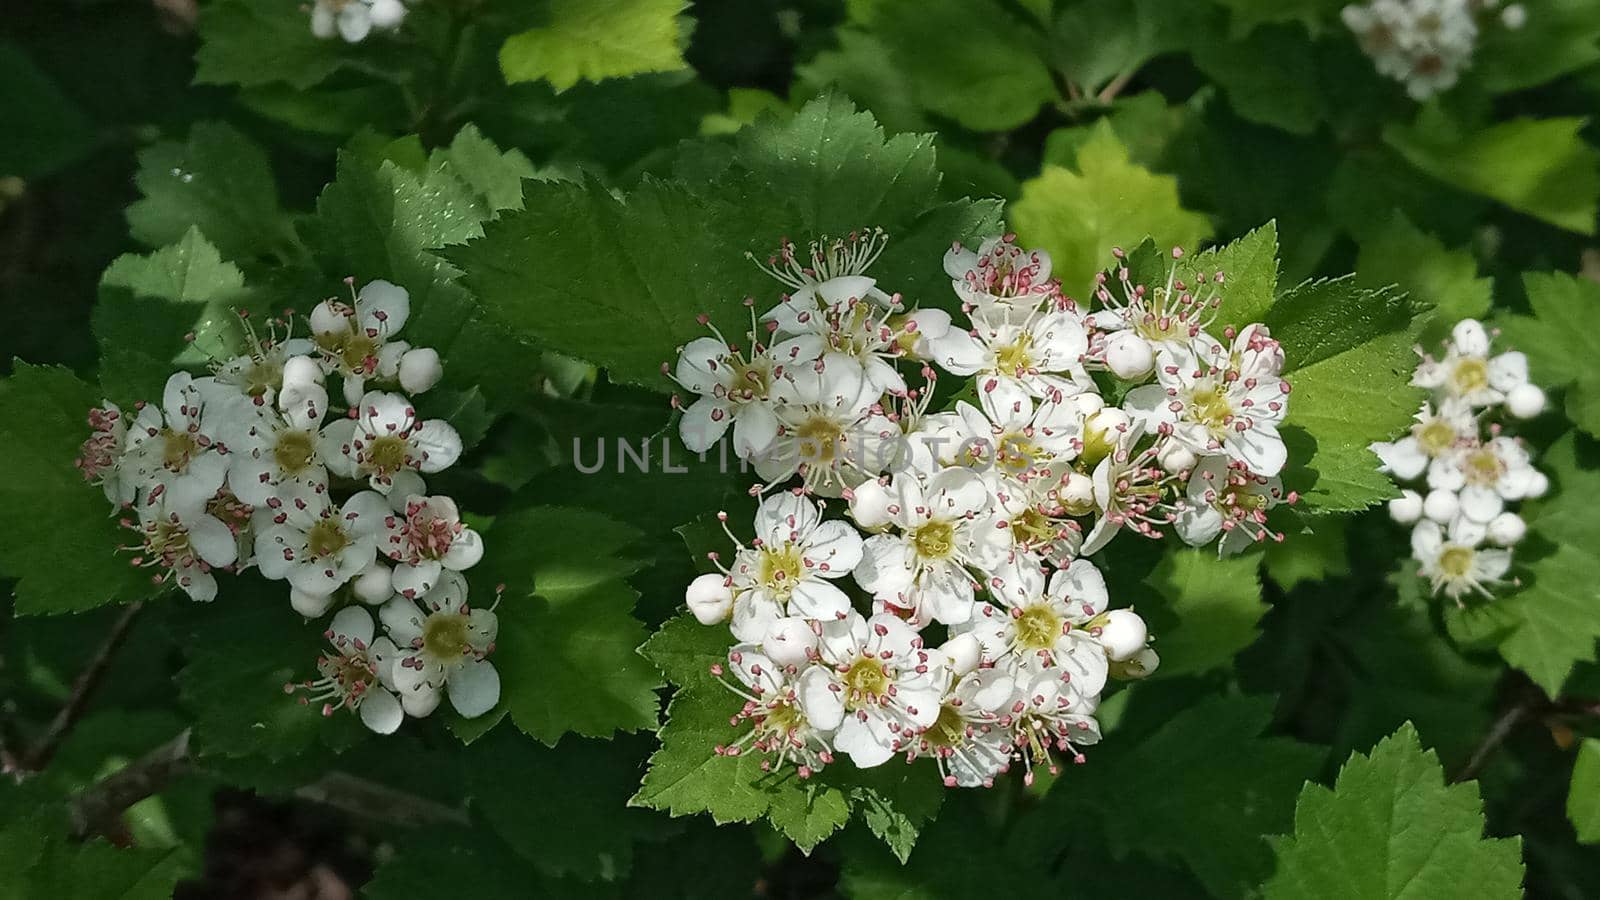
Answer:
[1097,69,1137,104]
[69,729,193,840]
[19,602,146,773]
[1453,702,1529,784]
[294,771,471,828]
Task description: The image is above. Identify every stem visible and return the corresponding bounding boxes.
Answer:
[1097,69,1137,104]
[69,729,193,840]
[1453,702,1529,784]
[18,601,145,773]
[294,771,470,828]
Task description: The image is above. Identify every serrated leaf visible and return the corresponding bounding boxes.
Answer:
[857,0,1055,132]
[1569,739,1600,843]
[472,506,661,744]
[125,122,299,265]
[0,816,194,900]
[500,0,688,90]
[194,0,348,89]
[1013,120,1212,297]
[0,365,164,615]
[1264,723,1523,899]
[1487,432,1600,696]
[1500,272,1600,437]
[795,30,929,134]
[1183,221,1280,327]
[1267,277,1424,512]
[1384,110,1600,235]
[1142,549,1266,677]
[436,124,537,215]
[1356,213,1492,329]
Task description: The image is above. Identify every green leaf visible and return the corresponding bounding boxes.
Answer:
[365,827,540,900]
[1266,277,1424,512]
[0,823,193,900]
[436,124,538,215]
[1384,110,1600,235]
[474,506,662,744]
[194,0,348,89]
[1142,549,1266,677]
[1569,739,1600,843]
[1501,272,1600,437]
[1049,0,1214,92]
[0,364,164,615]
[0,41,96,180]
[857,0,1055,132]
[1085,694,1323,897]
[1264,723,1524,900]
[1211,0,1342,36]
[795,30,929,134]
[1013,120,1212,297]
[1356,213,1492,328]
[1264,516,1349,591]
[1475,0,1600,93]
[469,730,660,881]
[1487,432,1600,696]
[125,122,299,265]
[1181,220,1280,327]
[1191,24,1324,135]
[500,0,688,90]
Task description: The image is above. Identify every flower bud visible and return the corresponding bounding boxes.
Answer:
[940,633,983,677]
[1098,609,1148,662]
[1058,471,1096,516]
[686,573,734,624]
[762,616,817,668]
[848,479,894,530]
[1523,470,1550,498]
[1157,440,1197,475]
[1070,390,1106,417]
[1505,383,1545,419]
[368,0,406,27]
[353,561,394,605]
[1451,319,1490,357]
[402,687,440,718]
[399,347,444,394]
[1104,331,1155,380]
[282,355,323,392]
[1388,489,1424,525]
[1488,512,1526,546]
[1423,488,1459,523]
[291,588,336,618]
[1502,4,1526,28]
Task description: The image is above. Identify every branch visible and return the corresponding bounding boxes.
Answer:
[294,771,470,828]
[1453,702,1529,784]
[69,728,192,840]
[18,601,145,773]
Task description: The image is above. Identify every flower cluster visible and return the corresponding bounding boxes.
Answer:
[671,232,1299,787]
[1342,0,1527,100]
[77,279,498,734]
[1373,318,1548,604]
[309,0,408,43]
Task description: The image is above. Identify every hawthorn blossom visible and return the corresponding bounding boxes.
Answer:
[77,402,137,506]
[288,607,406,734]
[1342,0,1480,100]
[714,646,836,776]
[717,491,864,641]
[755,356,899,493]
[909,668,1017,788]
[225,379,332,506]
[320,390,462,494]
[1370,399,1477,483]
[311,280,439,405]
[764,289,915,395]
[378,571,499,718]
[965,558,1114,697]
[123,493,238,602]
[1079,421,1182,555]
[372,494,485,599]
[1008,669,1104,783]
[1175,456,1290,556]
[926,305,1091,415]
[751,230,896,310]
[943,234,1059,315]
[311,0,407,43]
[1412,318,1529,408]
[669,317,822,455]
[1411,517,1510,603]
[1427,435,1537,523]
[212,311,318,407]
[122,372,236,511]
[1089,246,1222,361]
[254,484,384,599]
[802,612,947,768]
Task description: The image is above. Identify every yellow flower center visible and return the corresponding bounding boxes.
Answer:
[728,358,772,403]
[1439,545,1474,578]
[1186,383,1235,435]
[1452,358,1488,394]
[306,519,350,559]
[758,543,805,596]
[1417,419,1456,455]
[795,417,841,463]
[922,703,968,749]
[1464,448,1502,485]
[365,434,410,476]
[995,338,1034,374]
[317,329,380,375]
[149,519,192,559]
[244,359,282,398]
[273,429,318,474]
[912,520,955,560]
[1015,603,1063,652]
[843,656,890,707]
[161,428,199,470]
[423,613,471,661]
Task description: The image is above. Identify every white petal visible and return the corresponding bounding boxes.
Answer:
[359,689,404,734]
[797,666,845,730]
[411,420,461,473]
[680,396,732,453]
[834,716,895,768]
[447,661,501,718]
[187,514,239,568]
[788,579,851,620]
[330,606,376,648]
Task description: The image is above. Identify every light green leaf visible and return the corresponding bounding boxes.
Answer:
[0,365,164,615]
[1384,110,1600,235]
[1264,723,1523,900]
[1487,432,1600,696]
[1356,213,1492,329]
[1500,272,1600,437]
[1569,739,1600,843]
[434,124,538,216]
[500,0,688,90]
[1182,220,1280,327]
[1013,120,1212,297]
[1267,277,1424,512]
[1143,549,1266,677]
[194,0,348,89]
[473,506,661,745]
[857,0,1056,132]
[126,122,299,265]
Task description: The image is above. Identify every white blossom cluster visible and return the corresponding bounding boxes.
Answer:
[309,0,408,43]
[671,232,1298,787]
[76,280,498,735]
[1373,318,1549,604]
[1342,0,1527,100]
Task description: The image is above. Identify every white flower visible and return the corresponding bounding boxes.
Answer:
[372,494,485,599]
[310,280,426,406]
[764,290,913,395]
[963,557,1111,698]
[714,647,836,776]
[320,390,462,494]
[1388,488,1424,524]
[849,467,997,627]
[670,322,822,456]
[1174,456,1288,556]
[719,492,864,641]
[1009,668,1103,783]
[803,612,947,768]
[909,668,1017,788]
[685,572,734,624]
[755,355,898,493]
[943,234,1060,315]
[225,379,332,507]
[289,607,406,734]
[751,230,896,309]
[77,402,137,506]
[1089,246,1222,358]
[1427,435,1537,523]
[122,373,237,511]
[310,0,407,43]
[212,311,318,407]
[1079,421,1181,555]
[1124,328,1291,476]
[1412,318,1527,408]
[1343,0,1478,100]
[1411,517,1510,603]
[254,484,384,598]
[1370,399,1476,483]
[926,305,1090,415]
[378,571,500,719]
[124,492,239,602]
